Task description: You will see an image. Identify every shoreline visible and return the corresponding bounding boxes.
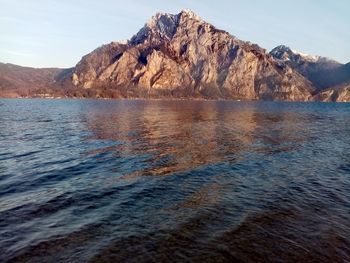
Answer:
[0,96,346,103]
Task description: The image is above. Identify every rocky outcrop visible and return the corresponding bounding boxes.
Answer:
[71,10,315,101]
[313,83,350,102]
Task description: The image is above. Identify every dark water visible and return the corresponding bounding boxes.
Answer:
[1,99,350,263]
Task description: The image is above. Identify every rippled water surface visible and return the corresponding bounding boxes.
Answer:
[1,99,350,262]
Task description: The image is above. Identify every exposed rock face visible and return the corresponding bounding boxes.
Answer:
[72,10,315,101]
[72,42,129,89]
[313,83,350,102]
[270,45,350,91]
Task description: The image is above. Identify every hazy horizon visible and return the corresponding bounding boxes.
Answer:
[1,0,349,68]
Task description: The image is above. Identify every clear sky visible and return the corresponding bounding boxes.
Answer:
[1,0,349,68]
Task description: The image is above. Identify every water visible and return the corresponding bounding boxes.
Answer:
[0,99,350,263]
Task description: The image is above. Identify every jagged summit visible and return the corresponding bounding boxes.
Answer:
[146,12,179,28]
[130,12,179,44]
[270,45,347,91]
[180,9,203,21]
[270,45,292,59]
[130,10,205,45]
[147,9,202,25]
[270,45,337,64]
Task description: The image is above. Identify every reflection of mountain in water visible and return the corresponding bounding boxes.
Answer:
[85,101,313,178]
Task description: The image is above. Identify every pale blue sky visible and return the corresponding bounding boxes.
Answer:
[0,0,349,68]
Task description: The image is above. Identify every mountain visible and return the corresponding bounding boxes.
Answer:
[71,10,314,101]
[270,45,350,91]
[0,10,349,101]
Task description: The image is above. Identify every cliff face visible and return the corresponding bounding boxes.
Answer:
[313,83,350,102]
[71,10,314,101]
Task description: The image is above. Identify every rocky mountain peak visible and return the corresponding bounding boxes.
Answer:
[130,12,179,45]
[270,45,346,91]
[270,45,295,61]
[129,10,206,45]
[146,12,180,30]
[179,9,202,21]
[270,45,338,64]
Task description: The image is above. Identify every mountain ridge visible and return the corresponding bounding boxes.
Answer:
[269,45,350,93]
[0,10,349,101]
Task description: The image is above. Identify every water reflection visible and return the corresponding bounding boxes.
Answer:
[84,101,315,178]
[1,99,350,262]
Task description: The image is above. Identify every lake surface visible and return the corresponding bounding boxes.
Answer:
[1,99,350,262]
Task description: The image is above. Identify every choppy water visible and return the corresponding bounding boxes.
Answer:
[1,99,350,263]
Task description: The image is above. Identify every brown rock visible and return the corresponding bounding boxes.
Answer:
[71,10,315,101]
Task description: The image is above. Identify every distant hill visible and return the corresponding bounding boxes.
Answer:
[0,63,62,97]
